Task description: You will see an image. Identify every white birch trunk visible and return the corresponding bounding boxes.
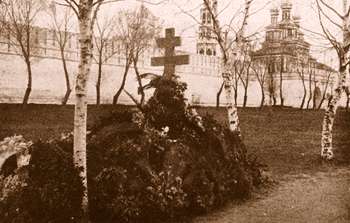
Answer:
[321,60,348,159]
[222,65,240,135]
[321,0,349,160]
[74,0,93,218]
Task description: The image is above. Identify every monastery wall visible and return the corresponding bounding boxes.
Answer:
[0,45,341,108]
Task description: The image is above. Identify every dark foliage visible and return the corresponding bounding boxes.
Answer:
[0,142,84,223]
[88,76,265,222]
[0,76,265,223]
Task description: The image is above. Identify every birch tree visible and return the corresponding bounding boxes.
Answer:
[1,0,43,104]
[54,0,119,220]
[203,0,253,134]
[315,0,350,159]
[47,4,74,105]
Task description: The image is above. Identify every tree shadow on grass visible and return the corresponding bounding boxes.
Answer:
[334,109,350,164]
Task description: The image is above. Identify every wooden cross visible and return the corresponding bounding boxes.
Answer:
[151,28,190,79]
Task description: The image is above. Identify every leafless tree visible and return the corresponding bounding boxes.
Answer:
[47,4,74,105]
[113,5,160,105]
[296,59,308,109]
[279,55,284,106]
[306,64,315,109]
[231,59,244,106]
[315,0,350,159]
[346,86,350,110]
[204,0,253,134]
[216,81,224,107]
[93,16,117,105]
[130,5,161,106]
[177,0,255,133]
[1,0,43,104]
[238,58,252,107]
[251,60,268,108]
[266,59,277,106]
[317,70,332,109]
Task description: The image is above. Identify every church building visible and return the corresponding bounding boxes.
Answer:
[251,0,337,108]
[0,0,338,108]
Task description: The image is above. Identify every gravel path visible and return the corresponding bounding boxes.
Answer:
[193,168,350,223]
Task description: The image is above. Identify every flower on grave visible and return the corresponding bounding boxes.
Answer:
[160,126,170,137]
[60,132,73,141]
[132,111,145,128]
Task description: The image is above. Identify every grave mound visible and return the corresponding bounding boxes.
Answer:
[0,76,265,223]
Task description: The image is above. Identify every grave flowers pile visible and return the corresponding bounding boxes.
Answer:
[0,76,265,223]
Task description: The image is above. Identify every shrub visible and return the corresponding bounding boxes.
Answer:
[0,141,83,223]
[0,76,265,223]
[88,76,265,222]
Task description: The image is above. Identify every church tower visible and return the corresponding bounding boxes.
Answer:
[281,0,292,21]
[197,0,218,56]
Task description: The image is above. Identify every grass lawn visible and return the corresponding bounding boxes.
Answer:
[0,104,349,178]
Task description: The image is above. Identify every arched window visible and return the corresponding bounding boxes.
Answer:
[206,49,212,56]
[199,49,204,55]
[213,50,216,56]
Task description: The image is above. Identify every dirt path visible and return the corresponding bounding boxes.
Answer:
[193,168,350,223]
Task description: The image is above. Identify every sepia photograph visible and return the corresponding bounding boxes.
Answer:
[0,0,349,222]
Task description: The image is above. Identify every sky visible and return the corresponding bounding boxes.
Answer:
[45,0,345,68]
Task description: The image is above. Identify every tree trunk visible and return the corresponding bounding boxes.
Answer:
[279,58,284,106]
[113,62,131,105]
[307,74,313,109]
[216,82,224,108]
[260,84,265,109]
[243,88,248,108]
[321,60,348,160]
[96,55,103,105]
[23,59,32,105]
[272,95,277,106]
[133,57,145,105]
[300,88,307,110]
[222,66,240,135]
[318,98,325,110]
[74,4,93,220]
[318,75,331,110]
[269,73,276,106]
[346,87,350,111]
[234,86,238,106]
[312,75,317,109]
[61,50,71,105]
[300,79,307,110]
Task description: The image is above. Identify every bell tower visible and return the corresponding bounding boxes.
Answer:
[281,0,292,21]
[197,0,218,56]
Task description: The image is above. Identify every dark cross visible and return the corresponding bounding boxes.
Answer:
[151,28,189,79]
